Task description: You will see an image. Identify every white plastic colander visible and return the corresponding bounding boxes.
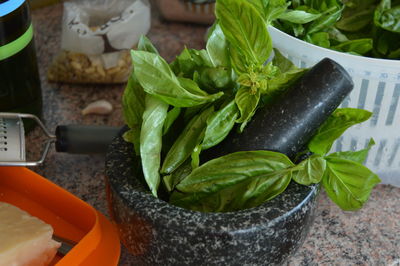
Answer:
[269,26,400,187]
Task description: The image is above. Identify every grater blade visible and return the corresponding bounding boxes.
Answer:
[0,113,56,166]
[0,116,25,163]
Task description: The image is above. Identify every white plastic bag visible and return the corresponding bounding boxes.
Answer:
[48,0,150,84]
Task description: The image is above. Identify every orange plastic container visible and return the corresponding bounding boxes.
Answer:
[0,167,120,266]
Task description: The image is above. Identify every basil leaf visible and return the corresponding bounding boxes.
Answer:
[202,99,239,149]
[138,35,159,54]
[131,50,223,107]
[272,48,299,73]
[279,10,322,24]
[292,155,326,185]
[163,107,181,135]
[177,77,208,97]
[375,3,400,33]
[248,0,289,23]
[235,86,261,132]
[161,107,214,175]
[191,144,202,169]
[305,32,330,48]
[163,160,192,193]
[122,74,146,154]
[170,151,294,212]
[336,5,375,32]
[327,138,375,164]
[264,0,290,23]
[206,24,230,67]
[174,48,214,77]
[307,6,343,35]
[326,27,349,42]
[267,50,307,96]
[140,95,169,197]
[197,67,234,93]
[331,38,373,55]
[322,156,381,211]
[308,108,372,155]
[122,129,135,145]
[216,0,272,67]
[229,44,248,74]
[389,46,400,59]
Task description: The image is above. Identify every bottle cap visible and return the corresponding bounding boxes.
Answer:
[0,0,25,17]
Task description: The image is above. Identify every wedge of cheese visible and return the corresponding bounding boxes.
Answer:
[0,202,61,266]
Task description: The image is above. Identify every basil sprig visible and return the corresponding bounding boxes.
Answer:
[122,0,380,211]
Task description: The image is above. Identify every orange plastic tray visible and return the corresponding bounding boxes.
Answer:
[0,167,120,266]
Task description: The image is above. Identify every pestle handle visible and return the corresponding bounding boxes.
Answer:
[203,58,354,160]
[55,125,121,154]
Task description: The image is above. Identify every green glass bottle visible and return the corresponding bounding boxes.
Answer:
[0,0,42,131]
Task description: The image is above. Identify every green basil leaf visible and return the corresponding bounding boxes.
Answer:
[373,28,400,58]
[140,95,169,197]
[122,129,135,144]
[229,44,248,74]
[191,144,202,169]
[322,156,381,211]
[138,35,159,54]
[264,0,290,23]
[170,150,294,212]
[331,38,373,55]
[216,0,272,67]
[131,50,223,107]
[292,155,326,185]
[336,5,375,32]
[177,77,209,97]
[174,48,214,77]
[307,6,343,35]
[279,10,322,24]
[235,86,261,132]
[122,74,146,154]
[327,138,375,164]
[305,32,330,48]
[163,160,192,193]
[308,108,372,155]
[163,107,181,135]
[389,46,400,59]
[206,23,230,67]
[375,4,400,33]
[247,0,289,23]
[326,27,348,42]
[267,49,307,96]
[197,67,234,93]
[272,48,299,73]
[202,99,239,150]
[161,107,214,175]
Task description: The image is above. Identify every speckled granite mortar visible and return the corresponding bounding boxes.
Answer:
[105,133,320,266]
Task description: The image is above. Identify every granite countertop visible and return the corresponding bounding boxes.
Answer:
[28,4,400,266]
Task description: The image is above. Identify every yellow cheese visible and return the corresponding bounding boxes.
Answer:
[0,202,61,266]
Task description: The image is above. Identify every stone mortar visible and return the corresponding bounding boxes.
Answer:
[105,133,320,266]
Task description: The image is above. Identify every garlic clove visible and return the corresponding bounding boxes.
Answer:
[82,100,113,115]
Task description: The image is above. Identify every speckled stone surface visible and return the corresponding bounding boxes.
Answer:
[25,3,400,266]
[106,132,319,265]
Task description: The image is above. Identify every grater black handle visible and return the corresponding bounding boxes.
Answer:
[55,125,121,154]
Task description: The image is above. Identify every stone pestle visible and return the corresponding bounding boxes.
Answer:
[202,57,354,161]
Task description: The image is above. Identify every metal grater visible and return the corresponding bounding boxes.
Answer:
[0,113,55,166]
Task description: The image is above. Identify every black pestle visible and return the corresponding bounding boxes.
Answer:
[202,58,354,161]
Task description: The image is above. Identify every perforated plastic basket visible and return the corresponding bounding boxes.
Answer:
[269,26,400,186]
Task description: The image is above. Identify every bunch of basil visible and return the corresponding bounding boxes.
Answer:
[122,0,380,213]
[271,0,400,59]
